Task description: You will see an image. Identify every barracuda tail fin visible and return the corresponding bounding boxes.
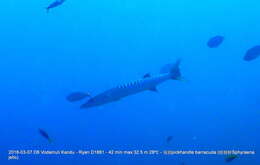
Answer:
[170,59,182,80]
[160,59,182,80]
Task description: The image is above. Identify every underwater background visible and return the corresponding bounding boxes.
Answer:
[0,0,259,164]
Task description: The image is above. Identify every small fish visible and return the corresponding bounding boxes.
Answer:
[166,136,173,143]
[143,73,151,78]
[225,154,238,163]
[46,0,66,12]
[207,36,224,48]
[66,92,91,102]
[244,45,260,61]
[38,128,52,143]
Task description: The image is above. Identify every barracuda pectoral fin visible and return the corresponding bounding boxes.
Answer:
[149,87,158,92]
[143,73,151,78]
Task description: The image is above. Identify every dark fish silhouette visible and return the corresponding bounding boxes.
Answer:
[244,45,260,61]
[78,59,182,109]
[66,92,91,102]
[207,36,224,48]
[38,128,52,143]
[46,0,66,12]
[225,155,238,163]
[166,136,173,143]
[143,73,151,78]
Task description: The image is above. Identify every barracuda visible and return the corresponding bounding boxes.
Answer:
[67,59,183,109]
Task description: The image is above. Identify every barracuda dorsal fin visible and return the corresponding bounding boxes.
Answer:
[149,87,158,92]
[143,73,151,78]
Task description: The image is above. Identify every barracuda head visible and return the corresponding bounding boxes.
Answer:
[80,92,119,109]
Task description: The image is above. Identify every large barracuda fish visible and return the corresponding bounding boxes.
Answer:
[67,59,183,109]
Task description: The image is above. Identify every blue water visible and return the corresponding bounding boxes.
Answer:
[1,0,259,164]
